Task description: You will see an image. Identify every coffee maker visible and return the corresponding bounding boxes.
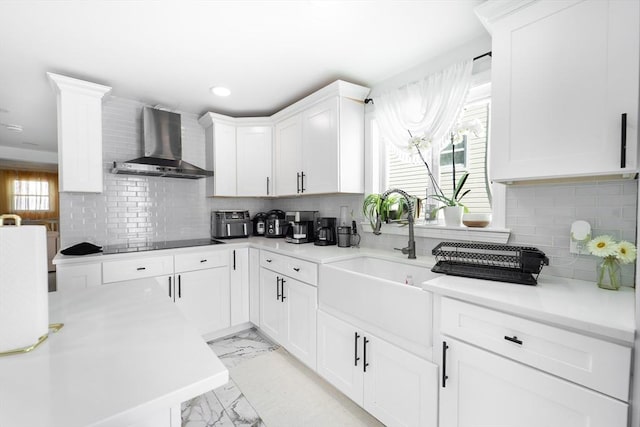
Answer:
[314,217,337,246]
[284,211,317,244]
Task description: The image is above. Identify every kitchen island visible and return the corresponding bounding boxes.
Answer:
[0,279,228,427]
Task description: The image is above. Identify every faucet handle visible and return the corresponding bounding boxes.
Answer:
[394,247,409,254]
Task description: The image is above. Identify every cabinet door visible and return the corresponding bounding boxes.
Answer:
[56,262,102,291]
[363,336,438,427]
[248,248,260,326]
[230,248,250,326]
[282,277,317,370]
[236,126,273,197]
[439,338,628,427]
[302,97,339,194]
[175,267,230,335]
[316,310,364,404]
[490,0,639,181]
[259,268,284,342]
[211,121,237,196]
[274,114,302,196]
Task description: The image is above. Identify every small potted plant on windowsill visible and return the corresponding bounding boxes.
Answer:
[362,193,409,231]
[429,171,470,227]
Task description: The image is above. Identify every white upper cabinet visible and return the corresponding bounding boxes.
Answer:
[273,80,369,196]
[201,113,237,197]
[477,0,639,182]
[47,73,112,193]
[200,113,273,197]
[236,125,273,197]
[274,114,303,196]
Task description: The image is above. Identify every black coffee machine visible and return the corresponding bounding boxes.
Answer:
[314,217,337,246]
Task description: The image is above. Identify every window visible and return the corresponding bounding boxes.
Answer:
[386,98,492,215]
[13,179,50,211]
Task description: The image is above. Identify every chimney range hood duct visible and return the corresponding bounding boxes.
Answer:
[111,107,213,179]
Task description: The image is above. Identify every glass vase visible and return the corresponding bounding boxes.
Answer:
[596,257,621,291]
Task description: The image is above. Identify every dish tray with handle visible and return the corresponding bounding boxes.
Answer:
[431,242,549,285]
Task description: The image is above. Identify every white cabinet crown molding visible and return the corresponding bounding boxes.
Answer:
[47,72,112,97]
[474,0,540,33]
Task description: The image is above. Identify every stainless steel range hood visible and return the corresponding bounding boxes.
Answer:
[111,107,213,179]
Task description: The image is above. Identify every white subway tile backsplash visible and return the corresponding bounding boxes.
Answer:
[506,179,637,285]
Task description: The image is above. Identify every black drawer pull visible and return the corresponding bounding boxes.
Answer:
[621,113,627,168]
[504,335,523,345]
[293,267,300,272]
[442,341,449,388]
[200,259,207,263]
[266,259,272,263]
[136,267,146,271]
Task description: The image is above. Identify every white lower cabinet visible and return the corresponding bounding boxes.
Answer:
[56,262,102,291]
[173,267,230,335]
[259,267,317,370]
[436,296,630,427]
[317,310,438,427]
[438,337,628,427]
[230,248,250,326]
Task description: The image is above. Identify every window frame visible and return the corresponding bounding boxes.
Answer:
[364,68,508,236]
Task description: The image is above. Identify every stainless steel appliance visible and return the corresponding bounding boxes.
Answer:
[252,212,267,236]
[265,209,286,238]
[337,226,351,247]
[315,217,337,246]
[111,107,214,179]
[211,210,250,239]
[284,211,317,244]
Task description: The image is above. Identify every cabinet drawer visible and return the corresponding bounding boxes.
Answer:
[260,250,317,286]
[175,250,228,273]
[441,297,631,401]
[103,255,174,284]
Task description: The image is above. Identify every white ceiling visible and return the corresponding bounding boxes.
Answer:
[0,0,487,159]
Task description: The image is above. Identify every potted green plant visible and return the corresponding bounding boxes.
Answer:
[362,193,409,231]
[429,171,470,226]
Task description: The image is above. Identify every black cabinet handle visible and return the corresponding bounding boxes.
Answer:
[301,171,306,193]
[504,335,523,345]
[296,172,301,194]
[266,177,270,195]
[168,276,172,298]
[281,278,286,301]
[266,258,272,263]
[354,332,361,366]
[233,250,236,271]
[363,337,370,372]
[178,275,181,299]
[293,267,300,272]
[442,341,449,388]
[276,276,282,300]
[136,267,146,271]
[621,113,627,168]
[200,259,207,263]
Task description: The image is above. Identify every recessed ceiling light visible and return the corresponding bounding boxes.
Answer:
[210,86,231,97]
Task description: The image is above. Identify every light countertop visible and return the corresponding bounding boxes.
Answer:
[422,274,636,344]
[52,237,636,345]
[0,279,228,427]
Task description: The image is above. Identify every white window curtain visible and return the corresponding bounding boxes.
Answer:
[375,59,473,164]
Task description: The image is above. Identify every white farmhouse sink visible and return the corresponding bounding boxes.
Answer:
[320,255,440,357]
[327,256,440,285]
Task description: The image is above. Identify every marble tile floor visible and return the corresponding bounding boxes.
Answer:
[182,329,278,427]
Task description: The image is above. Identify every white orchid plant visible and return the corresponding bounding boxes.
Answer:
[407,118,484,213]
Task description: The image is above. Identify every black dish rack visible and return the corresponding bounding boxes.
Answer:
[431,242,549,285]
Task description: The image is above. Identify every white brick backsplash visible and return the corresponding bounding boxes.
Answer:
[506,179,637,286]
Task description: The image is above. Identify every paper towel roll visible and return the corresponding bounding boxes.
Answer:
[0,225,49,354]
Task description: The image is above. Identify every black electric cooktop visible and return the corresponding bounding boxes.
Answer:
[102,238,225,254]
